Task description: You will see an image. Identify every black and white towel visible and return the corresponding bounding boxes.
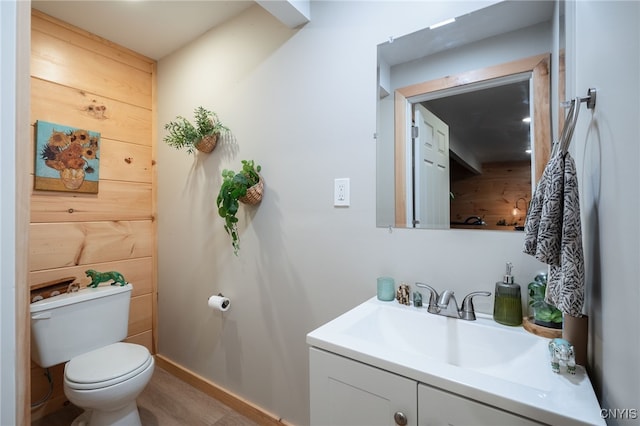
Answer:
[523,151,585,317]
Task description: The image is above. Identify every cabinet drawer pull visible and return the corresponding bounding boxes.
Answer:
[394,411,408,426]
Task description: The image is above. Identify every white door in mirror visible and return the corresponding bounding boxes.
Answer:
[415,104,449,228]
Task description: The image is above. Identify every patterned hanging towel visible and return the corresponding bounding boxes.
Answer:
[523,151,585,316]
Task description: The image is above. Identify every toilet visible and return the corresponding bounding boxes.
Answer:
[30,283,154,426]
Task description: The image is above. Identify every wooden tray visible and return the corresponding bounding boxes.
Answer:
[522,317,562,339]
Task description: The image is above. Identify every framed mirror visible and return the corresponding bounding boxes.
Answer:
[376,1,558,231]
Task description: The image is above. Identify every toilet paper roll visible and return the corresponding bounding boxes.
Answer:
[207,295,230,312]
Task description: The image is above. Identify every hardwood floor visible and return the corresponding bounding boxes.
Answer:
[32,366,260,426]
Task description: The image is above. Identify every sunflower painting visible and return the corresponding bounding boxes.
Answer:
[34,120,100,193]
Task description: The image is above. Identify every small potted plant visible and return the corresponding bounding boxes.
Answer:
[216,160,263,255]
[163,106,229,154]
[528,273,563,329]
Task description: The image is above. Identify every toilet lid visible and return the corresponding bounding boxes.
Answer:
[65,342,152,389]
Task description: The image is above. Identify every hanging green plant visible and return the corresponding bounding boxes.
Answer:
[163,106,229,154]
[216,160,263,255]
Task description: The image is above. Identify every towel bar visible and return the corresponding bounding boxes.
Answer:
[553,88,597,155]
[561,87,597,110]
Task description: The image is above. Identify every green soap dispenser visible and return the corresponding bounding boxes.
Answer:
[493,262,523,326]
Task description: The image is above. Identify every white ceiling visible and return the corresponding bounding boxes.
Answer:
[31,0,256,60]
[378,1,555,67]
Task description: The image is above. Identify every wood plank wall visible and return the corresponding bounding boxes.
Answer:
[29,10,156,419]
[450,161,531,231]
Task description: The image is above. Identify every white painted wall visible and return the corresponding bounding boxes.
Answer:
[0,2,18,423]
[567,1,640,422]
[156,1,639,424]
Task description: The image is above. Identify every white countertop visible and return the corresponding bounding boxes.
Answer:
[307,297,605,426]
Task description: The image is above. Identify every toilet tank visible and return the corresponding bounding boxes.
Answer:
[30,284,133,368]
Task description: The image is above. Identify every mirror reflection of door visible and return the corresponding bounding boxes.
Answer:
[376,0,556,230]
[413,105,449,228]
[389,54,550,230]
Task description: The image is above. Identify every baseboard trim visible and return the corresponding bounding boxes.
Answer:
[154,354,291,426]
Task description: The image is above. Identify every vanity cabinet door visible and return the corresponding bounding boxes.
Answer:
[310,348,417,426]
[418,383,544,425]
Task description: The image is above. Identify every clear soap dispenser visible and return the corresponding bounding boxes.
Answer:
[493,262,523,326]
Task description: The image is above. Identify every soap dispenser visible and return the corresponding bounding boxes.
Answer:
[493,262,523,326]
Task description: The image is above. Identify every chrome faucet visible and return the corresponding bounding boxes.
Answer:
[436,289,461,318]
[415,283,490,321]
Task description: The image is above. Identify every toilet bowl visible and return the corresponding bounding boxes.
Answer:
[63,342,154,426]
[30,284,153,426]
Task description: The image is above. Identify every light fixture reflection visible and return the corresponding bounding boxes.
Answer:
[513,197,528,216]
[429,18,456,30]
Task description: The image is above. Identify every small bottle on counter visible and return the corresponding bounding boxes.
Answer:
[493,262,523,326]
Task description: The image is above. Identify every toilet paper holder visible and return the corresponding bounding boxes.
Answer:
[217,293,230,309]
[208,293,231,312]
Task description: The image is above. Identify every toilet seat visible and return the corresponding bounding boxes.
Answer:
[65,342,152,391]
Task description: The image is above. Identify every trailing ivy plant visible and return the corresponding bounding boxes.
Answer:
[216,160,262,255]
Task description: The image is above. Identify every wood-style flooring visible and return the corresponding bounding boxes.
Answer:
[32,365,260,426]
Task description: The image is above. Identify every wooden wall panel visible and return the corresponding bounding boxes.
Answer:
[98,140,153,183]
[29,221,153,271]
[129,294,153,336]
[31,11,153,73]
[30,180,152,223]
[125,330,153,353]
[31,363,64,400]
[31,78,152,146]
[450,161,531,231]
[31,30,152,108]
[29,9,156,420]
[29,257,153,297]
[30,363,66,420]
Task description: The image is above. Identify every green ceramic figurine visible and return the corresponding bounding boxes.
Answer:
[85,269,127,287]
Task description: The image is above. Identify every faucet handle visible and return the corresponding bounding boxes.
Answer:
[415,283,439,313]
[460,291,491,321]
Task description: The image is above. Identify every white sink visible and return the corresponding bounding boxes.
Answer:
[344,301,553,390]
[307,297,604,426]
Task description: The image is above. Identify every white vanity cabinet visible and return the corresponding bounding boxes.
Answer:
[310,348,417,426]
[307,298,605,426]
[418,384,543,425]
[310,347,544,426]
